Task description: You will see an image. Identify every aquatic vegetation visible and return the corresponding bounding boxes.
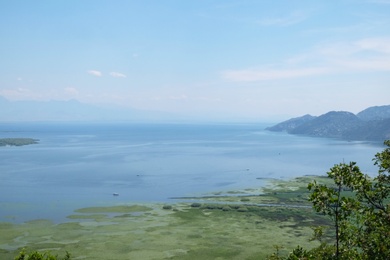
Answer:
[74,205,152,214]
[14,248,71,260]
[0,138,38,146]
[162,205,173,210]
[1,177,333,259]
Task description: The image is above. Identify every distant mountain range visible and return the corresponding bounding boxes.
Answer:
[266,105,390,141]
[0,96,173,122]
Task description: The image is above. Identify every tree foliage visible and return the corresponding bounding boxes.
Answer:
[14,249,71,260]
[269,140,390,259]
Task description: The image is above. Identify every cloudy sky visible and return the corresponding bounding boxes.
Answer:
[1,0,389,121]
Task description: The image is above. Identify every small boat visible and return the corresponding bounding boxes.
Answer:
[113,193,119,196]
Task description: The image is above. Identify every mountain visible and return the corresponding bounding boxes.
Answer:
[290,111,363,138]
[266,105,390,141]
[0,98,174,122]
[356,105,390,121]
[343,118,390,141]
[265,114,316,132]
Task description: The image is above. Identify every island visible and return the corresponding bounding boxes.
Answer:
[0,138,39,146]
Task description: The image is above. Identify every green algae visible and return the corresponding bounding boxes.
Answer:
[0,176,332,259]
[66,214,107,220]
[75,205,153,213]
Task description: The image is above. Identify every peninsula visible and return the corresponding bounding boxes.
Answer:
[266,105,390,141]
[0,138,39,146]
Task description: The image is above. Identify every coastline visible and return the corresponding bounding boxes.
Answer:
[0,138,39,146]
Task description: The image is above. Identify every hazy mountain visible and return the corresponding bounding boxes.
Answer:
[0,97,173,122]
[266,105,390,141]
[290,111,362,138]
[343,118,390,141]
[265,114,316,132]
[356,105,390,121]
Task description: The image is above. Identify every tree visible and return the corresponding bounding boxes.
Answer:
[269,140,390,259]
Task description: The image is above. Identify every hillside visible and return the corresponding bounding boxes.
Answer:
[357,105,390,121]
[265,114,316,132]
[290,111,362,138]
[266,105,390,141]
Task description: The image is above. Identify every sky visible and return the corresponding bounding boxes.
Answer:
[0,0,390,121]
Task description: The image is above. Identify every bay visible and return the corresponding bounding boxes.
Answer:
[0,122,383,223]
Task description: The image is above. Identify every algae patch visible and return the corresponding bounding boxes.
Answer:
[0,177,333,259]
[75,205,152,214]
[66,214,107,220]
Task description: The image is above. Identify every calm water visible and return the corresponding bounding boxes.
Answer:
[0,122,383,223]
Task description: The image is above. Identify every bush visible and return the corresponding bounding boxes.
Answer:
[222,206,231,211]
[190,202,202,207]
[14,249,71,260]
[205,204,217,210]
[237,207,248,212]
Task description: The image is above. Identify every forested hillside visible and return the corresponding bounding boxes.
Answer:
[266,105,390,141]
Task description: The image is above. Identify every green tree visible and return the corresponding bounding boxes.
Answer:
[269,140,390,259]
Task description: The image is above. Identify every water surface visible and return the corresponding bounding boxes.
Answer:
[0,122,382,222]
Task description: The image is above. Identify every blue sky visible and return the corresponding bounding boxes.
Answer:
[1,0,389,120]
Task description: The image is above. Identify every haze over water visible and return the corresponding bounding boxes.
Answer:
[0,122,383,223]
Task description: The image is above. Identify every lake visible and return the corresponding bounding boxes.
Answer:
[0,122,383,223]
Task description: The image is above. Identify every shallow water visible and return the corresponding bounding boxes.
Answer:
[0,122,383,222]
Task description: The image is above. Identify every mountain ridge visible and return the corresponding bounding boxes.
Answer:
[266,105,390,141]
[0,97,177,122]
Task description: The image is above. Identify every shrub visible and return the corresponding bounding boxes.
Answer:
[14,249,71,260]
[190,202,202,208]
[205,204,217,210]
[237,207,248,212]
[222,206,231,211]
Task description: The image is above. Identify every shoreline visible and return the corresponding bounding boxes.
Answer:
[0,176,309,224]
[0,138,39,146]
[0,176,333,259]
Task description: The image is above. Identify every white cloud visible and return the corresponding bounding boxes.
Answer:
[368,0,390,4]
[64,87,79,96]
[355,37,390,53]
[1,87,82,101]
[222,37,390,82]
[110,72,127,78]
[316,37,390,71]
[315,37,390,57]
[86,70,127,78]
[0,87,40,100]
[332,58,390,71]
[87,70,102,77]
[222,67,329,82]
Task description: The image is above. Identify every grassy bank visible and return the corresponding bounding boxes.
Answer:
[0,176,333,259]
